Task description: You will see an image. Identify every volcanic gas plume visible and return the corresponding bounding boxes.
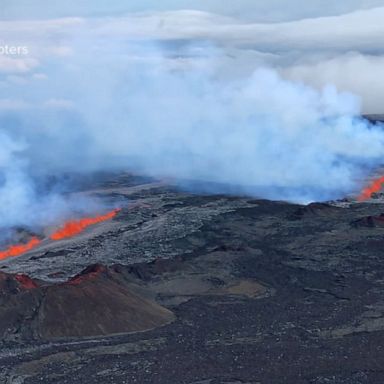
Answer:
[0,209,120,261]
[358,176,384,201]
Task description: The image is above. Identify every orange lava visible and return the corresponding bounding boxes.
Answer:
[358,176,384,201]
[50,209,121,240]
[0,237,41,261]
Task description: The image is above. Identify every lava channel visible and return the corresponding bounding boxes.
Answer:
[50,208,121,240]
[0,237,41,261]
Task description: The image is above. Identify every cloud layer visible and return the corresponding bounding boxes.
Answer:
[2,6,384,111]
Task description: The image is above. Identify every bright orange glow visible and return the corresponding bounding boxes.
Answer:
[50,209,121,240]
[0,237,41,261]
[0,209,121,261]
[358,176,384,201]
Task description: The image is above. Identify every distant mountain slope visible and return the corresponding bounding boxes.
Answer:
[364,114,384,123]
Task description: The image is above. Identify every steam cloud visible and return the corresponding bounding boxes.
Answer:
[1,5,384,233]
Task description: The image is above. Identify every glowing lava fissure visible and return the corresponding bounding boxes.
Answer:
[0,208,121,261]
[50,208,121,240]
[358,176,384,201]
[0,237,41,261]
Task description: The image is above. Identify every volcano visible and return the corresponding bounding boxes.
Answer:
[2,175,384,384]
[0,263,174,340]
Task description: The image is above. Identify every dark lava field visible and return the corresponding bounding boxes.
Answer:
[1,174,384,383]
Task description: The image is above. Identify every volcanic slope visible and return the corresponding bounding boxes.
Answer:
[0,264,174,341]
[2,175,384,383]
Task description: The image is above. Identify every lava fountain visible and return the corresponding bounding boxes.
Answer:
[358,176,384,201]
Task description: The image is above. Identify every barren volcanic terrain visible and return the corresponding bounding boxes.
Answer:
[1,174,384,383]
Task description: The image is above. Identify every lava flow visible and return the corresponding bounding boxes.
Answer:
[0,209,121,261]
[50,208,121,240]
[0,237,41,261]
[358,176,384,201]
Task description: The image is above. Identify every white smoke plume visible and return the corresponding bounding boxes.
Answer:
[1,7,384,232]
[0,130,101,236]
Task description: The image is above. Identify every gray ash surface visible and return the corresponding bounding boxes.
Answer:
[1,176,384,383]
